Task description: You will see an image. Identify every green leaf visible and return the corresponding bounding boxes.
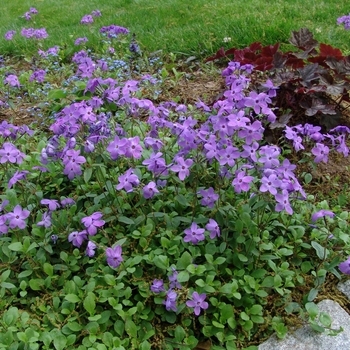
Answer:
[153,255,169,270]
[67,322,83,332]
[307,288,318,302]
[261,276,274,288]
[84,292,96,316]
[125,318,138,338]
[250,305,263,315]
[47,89,67,100]
[0,271,10,282]
[43,263,54,277]
[175,194,190,207]
[29,279,44,291]
[177,251,192,270]
[8,242,23,252]
[53,333,67,350]
[238,254,248,262]
[104,274,116,286]
[212,320,225,328]
[214,257,226,265]
[84,168,93,184]
[304,173,312,184]
[177,271,189,283]
[305,302,319,319]
[1,282,16,289]
[65,294,81,303]
[251,315,265,324]
[311,241,328,260]
[319,312,332,327]
[240,312,249,321]
[174,326,186,342]
[118,216,134,225]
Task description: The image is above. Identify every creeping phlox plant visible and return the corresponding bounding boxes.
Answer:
[0,8,350,350]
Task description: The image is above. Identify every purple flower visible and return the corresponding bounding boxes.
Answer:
[232,171,254,193]
[8,170,29,189]
[186,292,208,316]
[260,173,281,196]
[51,234,58,244]
[0,143,25,164]
[7,205,30,229]
[5,30,16,40]
[0,215,8,235]
[337,13,350,30]
[142,152,168,175]
[4,75,20,88]
[41,199,60,211]
[37,212,52,228]
[81,15,94,25]
[86,241,97,257]
[170,157,193,180]
[61,198,75,207]
[81,212,105,236]
[169,268,182,289]
[106,245,123,268]
[124,136,143,159]
[311,210,335,222]
[143,181,159,199]
[150,279,165,293]
[75,37,88,45]
[29,70,46,83]
[29,7,38,14]
[100,25,129,37]
[92,10,102,17]
[107,136,128,160]
[184,223,205,245]
[198,187,219,208]
[244,91,271,114]
[339,256,350,274]
[68,230,88,248]
[163,290,177,312]
[206,219,220,239]
[311,143,329,163]
[116,169,140,192]
[62,149,86,180]
[275,190,293,215]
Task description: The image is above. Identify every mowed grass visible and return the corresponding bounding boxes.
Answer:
[1,0,350,57]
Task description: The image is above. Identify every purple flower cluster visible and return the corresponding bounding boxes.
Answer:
[22,7,38,21]
[0,142,25,164]
[38,46,59,58]
[150,269,208,316]
[0,205,30,234]
[100,25,129,38]
[21,28,48,39]
[75,37,88,46]
[4,75,20,88]
[337,13,350,30]
[29,70,46,83]
[80,15,93,25]
[4,30,16,40]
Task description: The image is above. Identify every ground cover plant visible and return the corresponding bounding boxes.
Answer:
[1,6,350,350]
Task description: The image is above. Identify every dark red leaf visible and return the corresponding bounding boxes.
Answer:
[249,42,262,52]
[204,47,226,62]
[224,48,236,56]
[319,43,343,58]
[261,43,280,57]
[289,28,318,50]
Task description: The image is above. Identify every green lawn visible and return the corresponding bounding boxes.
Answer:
[1,0,350,57]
